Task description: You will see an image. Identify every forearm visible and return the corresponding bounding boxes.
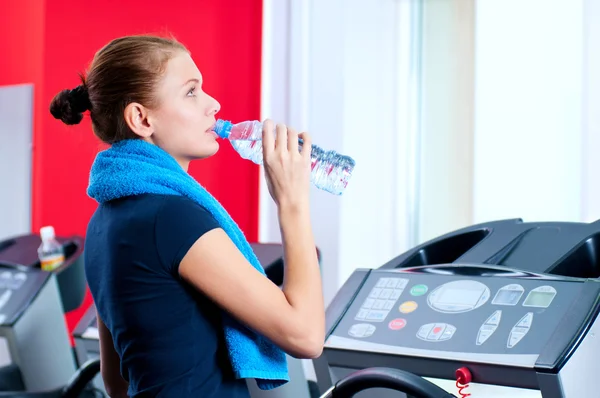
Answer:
[278,205,325,342]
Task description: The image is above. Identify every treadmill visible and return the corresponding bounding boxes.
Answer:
[315,218,600,398]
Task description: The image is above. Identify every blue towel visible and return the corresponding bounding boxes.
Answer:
[87,139,289,390]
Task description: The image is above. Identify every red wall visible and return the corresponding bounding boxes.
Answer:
[0,0,44,86]
[38,0,262,238]
[2,0,262,333]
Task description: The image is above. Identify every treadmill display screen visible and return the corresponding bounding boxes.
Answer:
[492,289,523,305]
[438,288,481,306]
[523,291,555,308]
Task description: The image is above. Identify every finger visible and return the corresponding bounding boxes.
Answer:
[287,126,299,154]
[298,132,312,161]
[262,119,275,157]
[275,123,288,152]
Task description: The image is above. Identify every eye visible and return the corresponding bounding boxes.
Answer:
[187,86,196,97]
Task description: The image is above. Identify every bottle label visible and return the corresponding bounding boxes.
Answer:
[41,254,65,271]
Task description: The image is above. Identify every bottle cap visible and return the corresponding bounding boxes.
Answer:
[40,226,56,241]
[214,119,233,139]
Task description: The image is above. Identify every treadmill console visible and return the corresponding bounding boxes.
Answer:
[325,267,591,368]
[0,266,50,326]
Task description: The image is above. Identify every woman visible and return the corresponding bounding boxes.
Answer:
[50,35,324,398]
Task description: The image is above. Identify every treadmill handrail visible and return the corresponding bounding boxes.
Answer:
[330,367,456,398]
[61,358,101,398]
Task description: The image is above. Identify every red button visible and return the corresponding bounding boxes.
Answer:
[389,318,407,330]
[433,326,442,334]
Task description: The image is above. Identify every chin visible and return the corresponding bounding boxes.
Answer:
[191,141,220,160]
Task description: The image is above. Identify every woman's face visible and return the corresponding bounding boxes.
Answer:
[148,51,221,168]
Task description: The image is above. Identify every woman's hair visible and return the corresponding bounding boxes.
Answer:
[49,35,187,144]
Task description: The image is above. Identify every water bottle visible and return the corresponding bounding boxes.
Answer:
[38,226,65,271]
[214,120,356,195]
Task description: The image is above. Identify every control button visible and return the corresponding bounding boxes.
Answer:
[362,298,375,309]
[383,300,395,310]
[427,324,445,341]
[476,311,501,345]
[396,279,409,289]
[364,325,376,337]
[485,310,502,326]
[365,310,388,322]
[369,288,383,299]
[417,324,434,340]
[477,330,493,345]
[388,318,407,330]
[376,278,389,288]
[507,313,533,348]
[439,325,456,341]
[417,323,456,342]
[372,300,386,310]
[0,290,12,311]
[516,312,533,328]
[390,289,404,300]
[9,273,26,290]
[476,324,497,345]
[0,273,11,288]
[348,323,376,338]
[508,331,526,348]
[410,284,428,296]
[399,301,418,314]
[14,273,27,281]
[386,279,399,288]
[512,326,529,334]
[379,289,393,299]
[376,277,408,289]
[355,309,369,320]
[477,290,490,306]
[492,284,524,306]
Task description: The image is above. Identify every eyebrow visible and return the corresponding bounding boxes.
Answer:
[183,78,200,87]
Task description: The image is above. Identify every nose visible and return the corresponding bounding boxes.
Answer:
[206,95,221,116]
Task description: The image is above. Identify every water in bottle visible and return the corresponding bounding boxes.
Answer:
[213,120,355,195]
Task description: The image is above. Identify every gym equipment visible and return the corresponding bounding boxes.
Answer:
[315,219,600,397]
[0,234,86,313]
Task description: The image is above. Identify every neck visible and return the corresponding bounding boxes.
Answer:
[177,158,190,172]
[141,137,190,172]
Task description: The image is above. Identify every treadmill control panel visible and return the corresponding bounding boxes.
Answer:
[0,267,50,326]
[326,270,580,364]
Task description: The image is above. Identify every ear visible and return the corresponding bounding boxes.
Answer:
[123,102,153,138]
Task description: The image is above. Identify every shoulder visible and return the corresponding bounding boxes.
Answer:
[154,195,221,273]
[92,194,211,219]
[155,195,218,226]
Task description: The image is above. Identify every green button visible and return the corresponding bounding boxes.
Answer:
[411,284,428,296]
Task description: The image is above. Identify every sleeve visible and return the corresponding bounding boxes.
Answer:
[154,195,221,275]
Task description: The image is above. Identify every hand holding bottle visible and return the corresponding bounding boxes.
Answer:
[261,120,312,212]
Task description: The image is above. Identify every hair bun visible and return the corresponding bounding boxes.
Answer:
[49,85,92,125]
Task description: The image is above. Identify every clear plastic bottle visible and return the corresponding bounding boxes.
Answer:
[38,226,65,272]
[214,119,356,195]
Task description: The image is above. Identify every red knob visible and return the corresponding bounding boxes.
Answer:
[455,367,472,384]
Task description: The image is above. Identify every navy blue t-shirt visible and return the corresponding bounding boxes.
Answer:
[84,194,251,398]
